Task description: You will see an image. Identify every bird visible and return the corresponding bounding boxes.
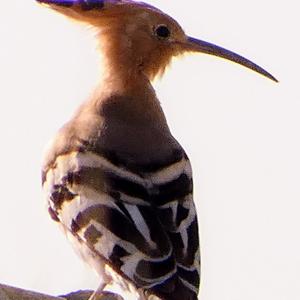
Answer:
[37,1,277,300]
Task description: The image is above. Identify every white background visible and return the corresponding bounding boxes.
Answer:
[0,1,298,300]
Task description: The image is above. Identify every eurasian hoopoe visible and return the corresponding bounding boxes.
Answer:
[37,1,276,300]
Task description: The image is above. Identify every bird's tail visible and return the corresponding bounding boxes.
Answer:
[146,276,198,300]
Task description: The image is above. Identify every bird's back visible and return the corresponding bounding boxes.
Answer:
[42,93,200,300]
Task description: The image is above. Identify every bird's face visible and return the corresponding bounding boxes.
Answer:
[37,0,277,81]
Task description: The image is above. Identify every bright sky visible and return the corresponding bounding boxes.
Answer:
[0,1,299,299]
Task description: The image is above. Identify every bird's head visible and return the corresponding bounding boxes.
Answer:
[37,0,277,82]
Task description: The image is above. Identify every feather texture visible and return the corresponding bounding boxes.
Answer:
[43,142,200,299]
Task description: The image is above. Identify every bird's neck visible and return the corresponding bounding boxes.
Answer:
[70,65,173,164]
[85,57,168,127]
[76,31,170,131]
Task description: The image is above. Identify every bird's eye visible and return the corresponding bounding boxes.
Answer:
[154,25,171,40]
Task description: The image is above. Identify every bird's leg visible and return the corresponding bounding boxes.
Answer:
[88,285,125,300]
[87,282,106,300]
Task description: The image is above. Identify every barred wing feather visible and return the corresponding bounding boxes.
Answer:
[43,150,200,300]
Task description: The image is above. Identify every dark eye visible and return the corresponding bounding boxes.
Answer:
[154,25,171,39]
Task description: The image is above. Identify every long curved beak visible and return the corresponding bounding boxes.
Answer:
[186,37,278,82]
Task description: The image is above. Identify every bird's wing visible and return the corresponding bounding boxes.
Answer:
[43,149,199,300]
[146,155,200,300]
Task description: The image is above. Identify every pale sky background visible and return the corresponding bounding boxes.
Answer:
[0,0,299,299]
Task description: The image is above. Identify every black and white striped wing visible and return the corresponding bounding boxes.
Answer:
[147,154,200,299]
[43,150,200,300]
